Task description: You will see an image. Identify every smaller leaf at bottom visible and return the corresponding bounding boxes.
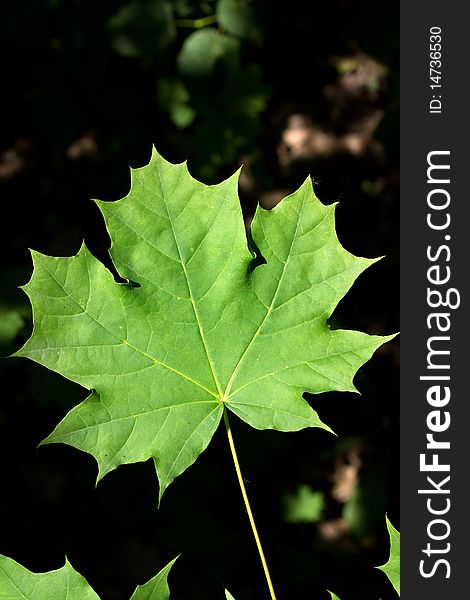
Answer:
[0,554,176,600]
[130,556,177,599]
[376,516,400,596]
[0,555,99,600]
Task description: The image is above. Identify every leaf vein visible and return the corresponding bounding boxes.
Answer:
[224,193,309,395]
[229,341,380,397]
[160,405,222,486]
[155,159,222,395]
[50,400,219,439]
[37,259,217,397]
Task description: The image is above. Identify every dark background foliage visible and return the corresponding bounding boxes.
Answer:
[0,1,399,598]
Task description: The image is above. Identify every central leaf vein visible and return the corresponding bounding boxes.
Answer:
[155,160,223,396]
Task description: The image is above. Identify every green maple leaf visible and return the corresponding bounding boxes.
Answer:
[376,516,400,596]
[15,148,393,500]
[0,554,176,599]
[328,592,340,600]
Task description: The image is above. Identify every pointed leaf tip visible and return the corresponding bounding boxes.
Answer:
[376,515,400,596]
[130,556,178,600]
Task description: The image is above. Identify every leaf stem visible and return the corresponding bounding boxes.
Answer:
[175,15,218,29]
[223,409,277,600]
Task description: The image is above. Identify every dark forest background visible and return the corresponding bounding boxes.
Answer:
[0,1,399,598]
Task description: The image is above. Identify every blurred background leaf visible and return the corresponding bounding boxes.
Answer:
[177,28,222,75]
[216,0,260,43]
[109,0,176,57]
[282,485,325,524]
